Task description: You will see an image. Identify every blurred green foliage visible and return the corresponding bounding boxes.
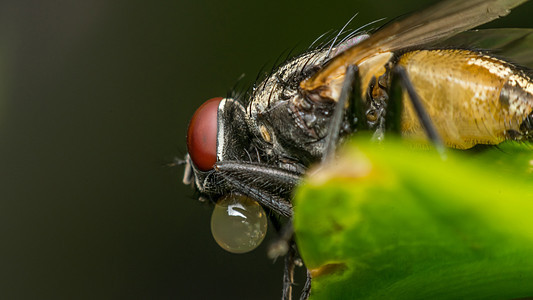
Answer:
[295,138,533,299]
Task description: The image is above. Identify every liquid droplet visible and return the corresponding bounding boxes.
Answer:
[211,194,268,254]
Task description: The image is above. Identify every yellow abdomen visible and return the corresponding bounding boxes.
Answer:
[397,49,533,149]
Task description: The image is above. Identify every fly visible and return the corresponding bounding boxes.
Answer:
[181,0,533,298]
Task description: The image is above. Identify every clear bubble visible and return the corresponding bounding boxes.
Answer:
[211,194,268,254]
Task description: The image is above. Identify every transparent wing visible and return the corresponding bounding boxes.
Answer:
[437,28,533,68]
[302,0,529,91]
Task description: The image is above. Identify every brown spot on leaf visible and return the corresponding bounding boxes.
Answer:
[309,262,348,278]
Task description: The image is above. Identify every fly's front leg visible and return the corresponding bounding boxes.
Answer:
[214,161,301,217]
[215,160,299,257]
[213,161,304,299]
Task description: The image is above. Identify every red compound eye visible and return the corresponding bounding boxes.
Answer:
[187,97,223,171]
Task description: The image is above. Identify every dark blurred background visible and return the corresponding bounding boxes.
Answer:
[1,0,532,299]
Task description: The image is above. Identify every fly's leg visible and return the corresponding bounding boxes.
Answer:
[322,64,360,163]
[268,221,309,300]
[265,213,296,300]
[282,239,296,300]
[269,221,296,300]
[214,161,306,299]
[214,161,301,217]
[281,239,310,300]
[392,65,447,158]
[299,270,312,300]
[385,70,403,135]
[348,66,366,132]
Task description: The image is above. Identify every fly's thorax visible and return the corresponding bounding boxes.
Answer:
[248,50,328,122]
[397,49,533,148]
[246,50,337,165]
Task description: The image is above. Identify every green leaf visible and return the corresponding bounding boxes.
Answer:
[294,137,533,299]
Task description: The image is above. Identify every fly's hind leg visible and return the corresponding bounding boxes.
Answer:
[391,65,446,158]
